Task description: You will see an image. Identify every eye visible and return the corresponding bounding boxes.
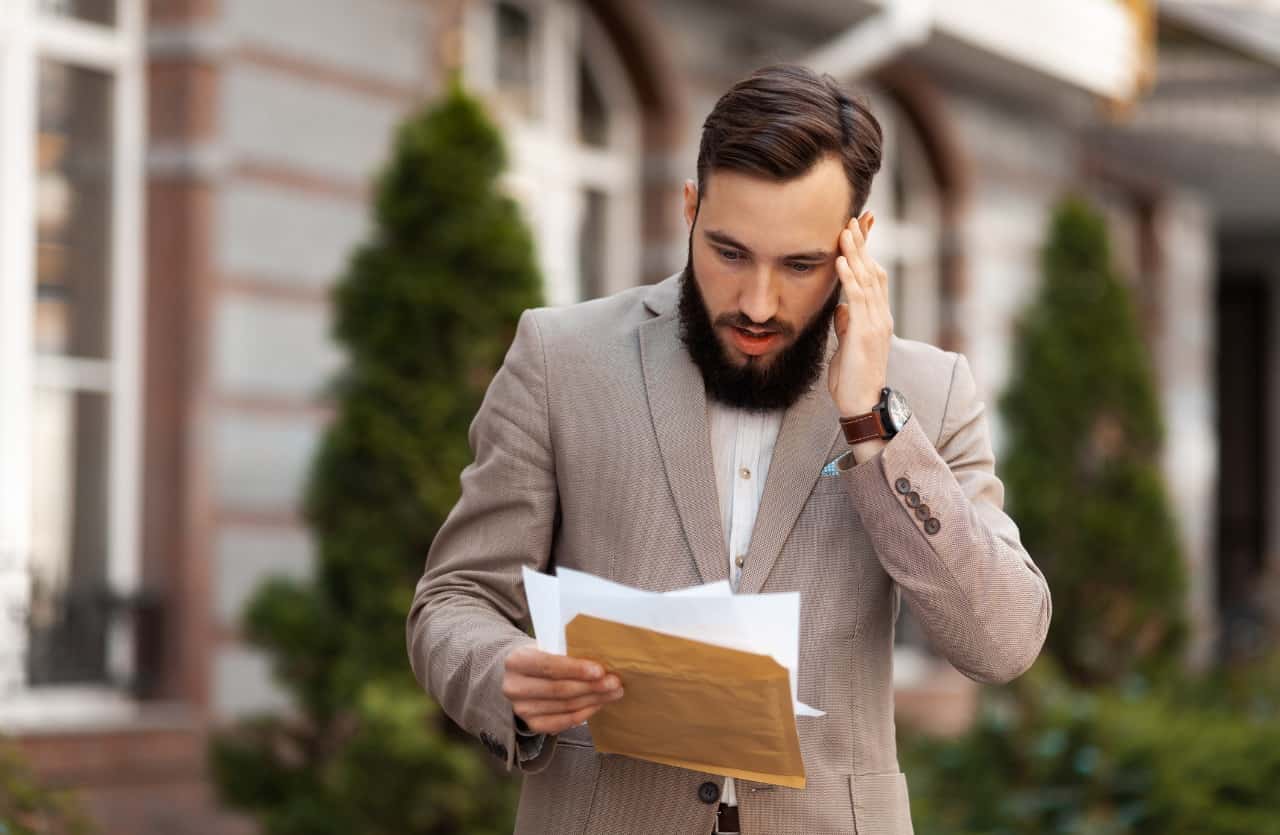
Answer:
[789,262,815,274]
[717,248,744,263]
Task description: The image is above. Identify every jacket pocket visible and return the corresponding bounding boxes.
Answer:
[849,771,914,835]
[514,744,602,835]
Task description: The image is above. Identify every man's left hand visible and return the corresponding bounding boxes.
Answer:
[827,211,891,419]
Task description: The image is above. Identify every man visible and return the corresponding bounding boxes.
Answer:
[407,64,1050,835]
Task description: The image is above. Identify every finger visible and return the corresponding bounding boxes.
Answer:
[514,688,625,718]
[839,226,864,263]
[506,649,604,681]
[847,214,868,251]
[873,261,890,308]
[841,232,881,309]
[504,672,622,701]
[835,254,863,299]
[852,255,886,308]
[522,703,607,736]
[839,249,878,316]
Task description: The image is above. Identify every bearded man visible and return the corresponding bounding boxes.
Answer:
[407,63,1051,835]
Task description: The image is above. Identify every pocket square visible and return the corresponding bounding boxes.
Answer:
[819,457,843,477]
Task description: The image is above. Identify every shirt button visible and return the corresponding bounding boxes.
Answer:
[924,517,941,535]
[915,504,931,520]
[734,555,746,569]
[905,491,922,508]
[698,781,721,804]
[895,477,911,494]
[739,467,751,479]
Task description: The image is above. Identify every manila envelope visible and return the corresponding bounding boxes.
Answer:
[565,613,805,788]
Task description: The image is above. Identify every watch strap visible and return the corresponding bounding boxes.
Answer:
[839,411,886,444]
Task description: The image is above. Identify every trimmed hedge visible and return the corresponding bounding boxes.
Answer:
[901,660,1280,835]
[998,197,1187,687]
[0,741,92,835]
[208,84,541,835]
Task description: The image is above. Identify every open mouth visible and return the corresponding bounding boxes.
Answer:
[729,326,781,356]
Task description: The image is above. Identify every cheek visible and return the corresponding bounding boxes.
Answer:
[784,276,838,321]
[692,251,736,313]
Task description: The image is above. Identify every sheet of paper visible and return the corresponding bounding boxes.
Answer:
[521,567,564,655]
[520,566,824,717]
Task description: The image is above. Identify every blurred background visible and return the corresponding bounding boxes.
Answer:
[1,0,1279,832]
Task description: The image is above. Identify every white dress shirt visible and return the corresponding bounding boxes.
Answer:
[707,400,785,807]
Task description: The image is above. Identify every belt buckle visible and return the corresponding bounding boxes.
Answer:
[713,802,740,834]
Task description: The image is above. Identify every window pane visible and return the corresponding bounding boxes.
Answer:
[34,60,115,359]
[577,189,607,300]
[577,53,608,147]
[27,389,111,686]
[37,0,117,26]
[496,2,537,119]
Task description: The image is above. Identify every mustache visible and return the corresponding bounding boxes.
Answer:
[714,313,795,338]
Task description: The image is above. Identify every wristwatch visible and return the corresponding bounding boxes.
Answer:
[839,387,911,444]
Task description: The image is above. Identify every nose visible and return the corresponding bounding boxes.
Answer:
[738,268,780,326]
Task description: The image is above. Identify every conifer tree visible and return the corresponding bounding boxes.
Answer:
[209,84,542,835]
[999,196,1187,686]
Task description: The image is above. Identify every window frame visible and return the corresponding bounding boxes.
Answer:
[0,0,145,723]
[464,0,642,306]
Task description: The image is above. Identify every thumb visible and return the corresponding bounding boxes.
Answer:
[834,302,849,338]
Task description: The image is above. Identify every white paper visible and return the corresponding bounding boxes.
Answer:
[521,566,564,655]
[521,566,824,717]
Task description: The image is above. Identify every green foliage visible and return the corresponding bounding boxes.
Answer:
[998,197,1187,686]
[903,198,1277,835]
[0,741,92,835]
[900,659,1280,835]
[209,84,541,834]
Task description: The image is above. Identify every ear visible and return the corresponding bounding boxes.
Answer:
[682,180,698,230]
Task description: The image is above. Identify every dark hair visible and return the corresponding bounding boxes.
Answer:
[696,64,883,218]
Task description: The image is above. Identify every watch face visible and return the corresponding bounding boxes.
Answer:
[886,389,911,431]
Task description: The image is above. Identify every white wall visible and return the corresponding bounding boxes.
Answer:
[206,0,429,716]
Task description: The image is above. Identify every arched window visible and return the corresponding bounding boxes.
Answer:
[464,0,643,305]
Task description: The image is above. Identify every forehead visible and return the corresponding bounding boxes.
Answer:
[699,155,850,254]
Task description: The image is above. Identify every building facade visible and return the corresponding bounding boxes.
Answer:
[1,1,1277,832]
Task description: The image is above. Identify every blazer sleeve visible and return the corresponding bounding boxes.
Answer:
[838,351,1052,683]
[406,308,559,773]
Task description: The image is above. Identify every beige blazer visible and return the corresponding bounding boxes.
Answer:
[407,273,1051,835]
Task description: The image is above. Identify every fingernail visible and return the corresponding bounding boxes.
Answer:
[605,675,621,689]
[586,664,603,678]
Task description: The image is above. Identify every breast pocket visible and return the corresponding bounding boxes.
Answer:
[788,472,876,574]
[768,476,869,640]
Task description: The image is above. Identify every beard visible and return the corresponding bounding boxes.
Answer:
[677,255,840,412]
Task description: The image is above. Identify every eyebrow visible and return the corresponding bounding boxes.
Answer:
[703,229,833,262]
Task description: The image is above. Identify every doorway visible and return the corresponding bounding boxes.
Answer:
[1215,275,1272,661]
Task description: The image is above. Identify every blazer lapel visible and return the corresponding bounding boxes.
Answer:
[639,312,730,585]
[737,329,843,595]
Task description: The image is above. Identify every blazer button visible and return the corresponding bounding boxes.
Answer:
[698,781,721,804]
[905,491,922,508]
[895,477,911,494]
[924,517,941,535]
[915,504,931,520]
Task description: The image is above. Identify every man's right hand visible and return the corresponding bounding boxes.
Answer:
[502,644,624,735]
